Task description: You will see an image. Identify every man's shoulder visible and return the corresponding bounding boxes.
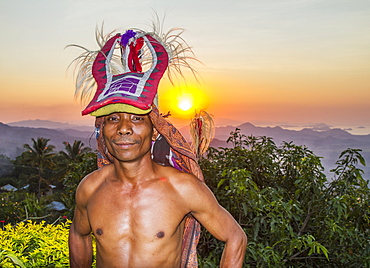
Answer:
[156,165,217,215]
[156,164,204,193]
[76,164,112,197]
[155,164,196,180]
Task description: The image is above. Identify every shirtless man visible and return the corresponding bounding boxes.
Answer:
[68,112,247,267]
[68,26,247,267]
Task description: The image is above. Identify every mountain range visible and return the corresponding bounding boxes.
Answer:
[1,120,369,179]
[7,119,93,132]
[0,122,95,159]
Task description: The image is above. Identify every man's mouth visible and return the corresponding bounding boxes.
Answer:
[113,140,137,149]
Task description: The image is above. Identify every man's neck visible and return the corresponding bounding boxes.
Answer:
[111,154,157,185]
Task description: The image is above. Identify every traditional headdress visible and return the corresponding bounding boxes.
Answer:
[69,25,199,117]
[69,25,204,267]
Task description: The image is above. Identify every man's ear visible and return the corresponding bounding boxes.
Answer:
[152,127,159,141]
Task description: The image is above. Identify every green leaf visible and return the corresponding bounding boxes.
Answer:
[241,202,248,215]
[4,252,26,268]
[217,179,226,189]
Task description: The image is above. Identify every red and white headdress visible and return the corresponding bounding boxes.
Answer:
[69,26,198,116]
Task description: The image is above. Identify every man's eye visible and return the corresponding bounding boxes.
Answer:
[133,116,144,121]
[107,116,119,122]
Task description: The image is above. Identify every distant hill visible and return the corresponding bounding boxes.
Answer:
[0,122,96,159]
[211,122,358,145]
[8,119,93,132]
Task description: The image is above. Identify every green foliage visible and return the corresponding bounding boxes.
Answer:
[59,141,92,163]
[1,220,75,267]
[0,192,59,225]
[21,138,56,171]
[321,149,370,266]
[0,192,24,224]
[58,152,97,218]
[0,220,97,268]
[0,139,98,266]
[0,154,14,178]
[0,220,69,267]
[18,138,56,197]
[1,150,97,225]
[0,250,26,268]
[11,138,93,196]
[0,177,18,189]
[199,129,370,267]
[54,140,93,181]
[1,133,369,267]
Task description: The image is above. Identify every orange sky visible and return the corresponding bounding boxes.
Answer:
[1,0,369,131]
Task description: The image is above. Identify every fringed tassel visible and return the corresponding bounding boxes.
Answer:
[190,111,215,159]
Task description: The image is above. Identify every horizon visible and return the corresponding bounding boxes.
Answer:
[1,1,369,129]
[4,117,370,136]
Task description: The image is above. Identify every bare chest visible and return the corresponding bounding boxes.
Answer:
[86,181,187,243]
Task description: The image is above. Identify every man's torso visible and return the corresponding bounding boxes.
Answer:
[86,165,190,267]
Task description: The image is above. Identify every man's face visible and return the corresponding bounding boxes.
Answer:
[102,112,157,163]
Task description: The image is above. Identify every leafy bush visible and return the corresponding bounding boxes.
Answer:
[0,192,63,225]
[58,152,97,219]
[1,134,369,267]
[0,192,25,224]
[0,152,97,226]
[198,129,370,267]
[0,220,70,267]
[0,220,97,268]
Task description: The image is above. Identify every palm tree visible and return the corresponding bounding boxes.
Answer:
[59,140,92,163]
[55,141,92,179]
[23,137,55,197]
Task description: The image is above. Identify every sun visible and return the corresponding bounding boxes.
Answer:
[178,96,193,111]
[160,84,209,118]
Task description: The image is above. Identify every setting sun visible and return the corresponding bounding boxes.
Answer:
[159,84,209,118]
[178,97,193,111]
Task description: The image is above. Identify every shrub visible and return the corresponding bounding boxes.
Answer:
[0,192,63,225]
[198,130,370,267]
[0,220,96,268]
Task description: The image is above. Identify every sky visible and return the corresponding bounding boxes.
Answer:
[1,0,370,131]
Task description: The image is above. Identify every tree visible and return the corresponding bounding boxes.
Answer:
[59,140,92,163]
[59,152,97,218]
[0,154,14,178]
[21,138,55,197]
[55,140,92,180]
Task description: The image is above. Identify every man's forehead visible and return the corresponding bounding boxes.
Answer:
[104,112,150,117]
[102,112,154,126]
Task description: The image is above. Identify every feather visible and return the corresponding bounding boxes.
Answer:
[66,24,124,103]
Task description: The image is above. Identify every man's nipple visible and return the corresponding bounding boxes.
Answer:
[156,231,165,238]
[96,228,103,236]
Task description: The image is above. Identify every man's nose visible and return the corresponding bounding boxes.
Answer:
[117,118,133,135]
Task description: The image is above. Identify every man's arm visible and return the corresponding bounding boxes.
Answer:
[69,181,93,268]
[178,175,247,268]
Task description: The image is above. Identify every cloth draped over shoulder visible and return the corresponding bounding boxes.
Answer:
[95,105,204,268]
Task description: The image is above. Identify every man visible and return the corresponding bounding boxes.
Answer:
[68,27,247,267]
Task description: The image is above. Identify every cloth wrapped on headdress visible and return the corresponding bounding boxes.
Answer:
[70,26,203,267]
